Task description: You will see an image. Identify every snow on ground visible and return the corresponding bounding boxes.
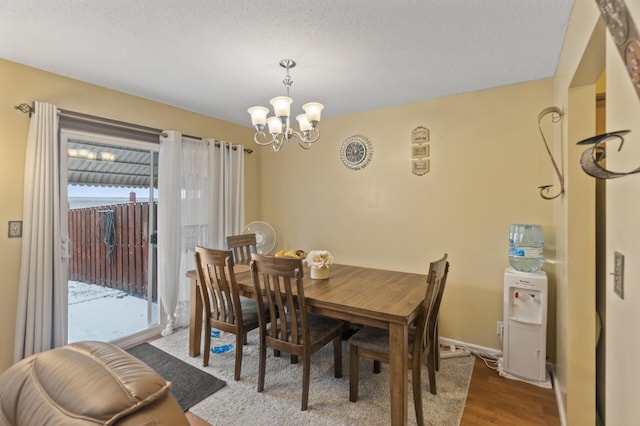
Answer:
[68,281,159,343]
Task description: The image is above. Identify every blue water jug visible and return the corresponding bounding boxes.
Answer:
[211,344,233,354]
[508,224,544,273]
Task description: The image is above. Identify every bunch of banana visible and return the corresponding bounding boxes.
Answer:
[274,249,307,259]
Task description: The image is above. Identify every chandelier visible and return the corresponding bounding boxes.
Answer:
[247,59,324,152]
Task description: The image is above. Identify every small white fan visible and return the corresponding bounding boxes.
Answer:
[241,221,276,254]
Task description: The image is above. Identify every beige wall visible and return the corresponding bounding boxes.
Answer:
[605,1,640,424]
[256,79,555,352]
[551,0,640,424]
[552,1,601,423]
[0,59,256,372]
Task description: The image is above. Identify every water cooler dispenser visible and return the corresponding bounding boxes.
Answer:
[503,267,548,382]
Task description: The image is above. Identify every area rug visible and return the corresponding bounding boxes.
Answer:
[152,328,474,425]
[126,342,226,411]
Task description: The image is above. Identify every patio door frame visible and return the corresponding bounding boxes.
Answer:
[60,128,164,347]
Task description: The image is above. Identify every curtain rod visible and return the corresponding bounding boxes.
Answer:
[14,102,253,154]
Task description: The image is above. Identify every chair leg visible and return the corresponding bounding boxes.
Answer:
[333,336,343,378]
[412,363,425,426]
[257,334,266,392]
[203,326,211,367]
[234,332,243,381]
[427,345,437,395]
[243,332,249,345]
[301,353,311,411]
[434,320,440,371]
[373,360,381,374]
[349,345,359,402]
[291,354,299,364]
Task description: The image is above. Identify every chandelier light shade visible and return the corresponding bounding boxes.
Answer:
[248,59,324,151]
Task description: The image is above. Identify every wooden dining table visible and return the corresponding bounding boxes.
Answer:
[187,263,427,426]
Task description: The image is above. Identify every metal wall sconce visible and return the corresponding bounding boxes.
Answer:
[537,106,565,200]
[576,130,640,179]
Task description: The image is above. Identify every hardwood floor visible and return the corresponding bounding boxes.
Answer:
[460,357,560,425]
[186,356,560,425]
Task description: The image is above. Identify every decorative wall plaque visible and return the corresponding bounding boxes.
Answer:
[411,126,430,144]
[412,159,430,176]
[411,126,430,175]
[411,144,429,158]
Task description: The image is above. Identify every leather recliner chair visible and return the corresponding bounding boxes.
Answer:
[0,341,189,425]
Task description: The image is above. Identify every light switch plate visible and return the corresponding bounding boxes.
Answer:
[8,221,22,238]
[614,251,624,299]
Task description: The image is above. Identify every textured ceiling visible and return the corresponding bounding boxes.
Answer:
[1,1,574,127]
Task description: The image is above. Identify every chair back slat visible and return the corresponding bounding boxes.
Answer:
[250,254,307,346]
[210,262,229,322]
[195,247,243,328]
[426,258,449,345]
[227,233,258,265]
[413,254,449,363]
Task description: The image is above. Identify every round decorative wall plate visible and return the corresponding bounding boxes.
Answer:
[340,135,373,170]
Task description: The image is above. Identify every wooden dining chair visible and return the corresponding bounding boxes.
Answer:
[226,233,257,265]
[348,254,449,426]
[194,246,261,381]
[249,253,344,411]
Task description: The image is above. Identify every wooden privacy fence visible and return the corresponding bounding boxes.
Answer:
[68,202,157,301]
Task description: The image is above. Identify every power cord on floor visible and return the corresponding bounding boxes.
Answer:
[440,343,500,370]
[475,352,500,370]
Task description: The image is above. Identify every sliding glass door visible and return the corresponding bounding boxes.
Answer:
[61,129,161,346]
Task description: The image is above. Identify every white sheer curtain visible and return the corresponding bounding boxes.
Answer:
[158,132,245,336]
[158,131,183,335]
[210,139,245,249]
[176,137,212,330]
[14,101,68,361]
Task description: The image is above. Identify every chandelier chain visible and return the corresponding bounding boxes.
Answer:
[282,62,293,95]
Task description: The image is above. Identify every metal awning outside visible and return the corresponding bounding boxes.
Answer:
[67,139,158,188]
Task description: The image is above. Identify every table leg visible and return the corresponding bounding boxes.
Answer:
[189,275,202,357]
[389,322,409,425]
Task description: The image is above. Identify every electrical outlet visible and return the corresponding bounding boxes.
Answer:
[496,320,504,336]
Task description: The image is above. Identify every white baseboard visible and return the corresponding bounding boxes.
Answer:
[548,362,567,426]
[438,336,501,358]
